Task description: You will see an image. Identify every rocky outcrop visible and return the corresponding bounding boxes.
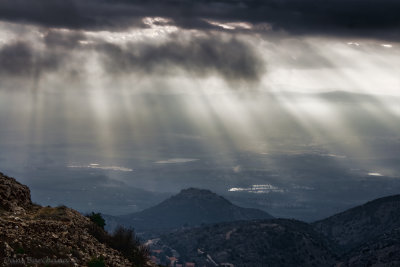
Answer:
[0,172,32,212]
[0,206,132,266]
[0,172,136,266]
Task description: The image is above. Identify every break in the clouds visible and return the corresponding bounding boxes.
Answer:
[0,0,399,40]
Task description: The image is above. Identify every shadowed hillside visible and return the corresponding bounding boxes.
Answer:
[159,219,338,267]
[107,188,273,234]
[151,194,400,267]
[313,194,400,251]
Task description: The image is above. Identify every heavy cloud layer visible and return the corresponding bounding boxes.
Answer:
[0,42,63,77]
[100,35,265,82]
[0,0,399,40]
[0,32,265,84]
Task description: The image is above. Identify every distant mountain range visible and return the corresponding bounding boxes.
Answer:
[2,170,400,266]
[103,187,400,266]
[151,193,400,267]
[104,188,273,234]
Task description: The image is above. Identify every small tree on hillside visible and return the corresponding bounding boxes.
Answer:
[111,226,150,267]
[87,212,106,229]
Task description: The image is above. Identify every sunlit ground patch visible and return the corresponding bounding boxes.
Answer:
[229,184,285,193]
[67,164,133,172]
[155,158,199,164]
[368,172,383,176]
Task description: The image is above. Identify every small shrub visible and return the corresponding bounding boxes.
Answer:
[87,212,106,229]
[87,256,106,267]
[16,247,25,254]
[88,224,150,267]
[111,226,150,267]
[88,223,109,244]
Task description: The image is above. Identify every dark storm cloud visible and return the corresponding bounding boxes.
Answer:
[0,31,88,78]
[99,35,265,82]
[0,33,264,83]
[0,42,34,76]
[0,42,63,77]
[0,0,399,39]
[0,0,146,30]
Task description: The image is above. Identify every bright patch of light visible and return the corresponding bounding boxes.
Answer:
[84,18,178,43]
[229,184,285,193]
[78,40,91,45]
[268,37,400,96]
[368,172,383,176]
[142,17,173,26]
[322,154,347,159]
[204,20,253,30]
[347,42,360,46]
[155,158,199,164]
[68,164,133,172]
[141,16,178,37]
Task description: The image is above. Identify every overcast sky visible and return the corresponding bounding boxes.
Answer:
[0,0,399,95]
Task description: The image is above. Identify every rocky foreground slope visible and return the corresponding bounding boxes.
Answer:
[0,172,135,266]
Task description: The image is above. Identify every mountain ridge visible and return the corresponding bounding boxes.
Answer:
[152,193,400,266]
[106,187,273,234]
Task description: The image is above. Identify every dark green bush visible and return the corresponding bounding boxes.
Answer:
[87,223,150,267]
[88,223,109,244]
[16,246,25,254]
[87,212,106,229]
[110,226,150,267]
[87,256,106,267]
